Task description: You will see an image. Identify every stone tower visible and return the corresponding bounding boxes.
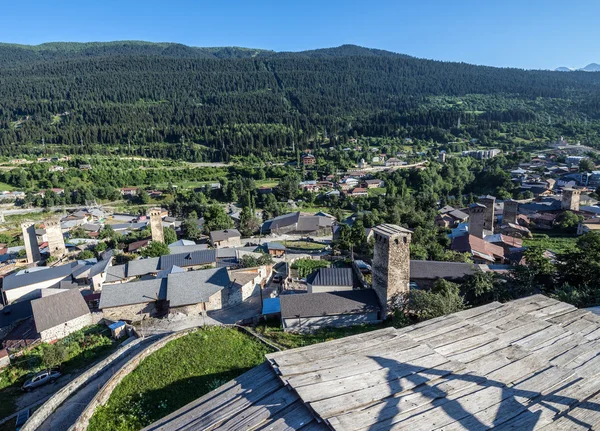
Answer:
[438,151,447,163]
[503,199,519,225]
[45,218,66,258]
[562,188,581,211]
[21,222,41,264]
[478,195,496,233]
[149,209,165,243]
[372,224,412,317]
[468,203,486,239]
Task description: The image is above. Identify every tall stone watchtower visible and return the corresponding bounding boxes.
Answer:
[562,188,581,211]
[149,209,165,243]
[45,218,66,258]
[21,222,41,264]
[468,203,486,239]
[478,195,496,233]
[503,199,519,225]
[372,224,412,317]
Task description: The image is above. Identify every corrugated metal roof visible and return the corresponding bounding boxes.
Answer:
[2,262,78,291]
[209,229,241,242]
[159,249,217,270]
[410,260,479,280]
[307,267,353,287]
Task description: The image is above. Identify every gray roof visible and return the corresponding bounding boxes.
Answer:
[159,249,217,270]
[372,224,412,237]
[83,223,101,232]
[105,264,127,283]
[156,265,185,279]
[168,239,196,247]
[126,257,160,277]
[209,229,241,243]
[266,212,300,231]
[2,262,78,291]
[166,267,231,307]
[280,290,380,319]
[410,260,479,280]
[448,209,469,220]
[88,258,112,279]
[167,244,209,255]
[31,289,90,332]
[99,278,167,308]
[307,267,353,287]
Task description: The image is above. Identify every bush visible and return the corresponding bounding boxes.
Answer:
[291,258,330,278]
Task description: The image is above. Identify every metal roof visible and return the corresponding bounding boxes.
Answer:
[306,267,353,287]
[126,257,160,277]
[279,290,380,319]
[2,262,78,291]
[410,260,480,280]
[159,249,217,270]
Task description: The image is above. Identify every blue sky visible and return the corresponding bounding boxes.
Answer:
[1,0,598,70]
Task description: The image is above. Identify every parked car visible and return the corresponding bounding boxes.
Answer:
[22,369,61,391]
[272,274,283,284]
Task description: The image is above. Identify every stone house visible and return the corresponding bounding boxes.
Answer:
[280,290,380,332]
[31,289,93,342]
[209,229,242,248]
[409,260,483,290]
[99,278,168,321]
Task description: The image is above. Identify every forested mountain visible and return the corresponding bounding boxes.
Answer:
[1,41,600,161]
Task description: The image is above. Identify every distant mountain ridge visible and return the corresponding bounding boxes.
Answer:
[0,42,404,67]
[555,63,600,72]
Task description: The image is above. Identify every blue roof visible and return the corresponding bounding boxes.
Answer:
[262,297,281,315]
[108,321,126,330]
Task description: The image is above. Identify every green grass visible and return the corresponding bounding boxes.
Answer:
[0,182,15,191]
[282,240,326,251]
[253,320,391,350]
[0,325,119,420]
[523,232,579,254]
[367,187,386,197]
[88,327,272,431]
[255,178,279,188]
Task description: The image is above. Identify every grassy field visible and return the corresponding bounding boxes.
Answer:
[523,232,579,254]
[282,240,326,251]
[0,182,15,191]
[0,325,119,420]
[367,187,386,197]
[253,320,391,350]
[88,327,272,431]
[255,178,279,188]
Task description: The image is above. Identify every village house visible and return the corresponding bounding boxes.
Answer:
[385,157,404,167]
[301,154,316,166]
[364,179,384,189]
[451,234,506,264]
[120,187,139,197]
[306,267,353,294]
[31,289,92,342]
[260,242,286,258]
[409,260,484,290]
[261,212,334,236]
[348,187,368,198]
[48,165,64,172]
[209,229,241,248]
[279,290,380,332]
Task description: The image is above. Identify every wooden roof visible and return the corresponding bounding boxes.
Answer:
[144,295,600,430]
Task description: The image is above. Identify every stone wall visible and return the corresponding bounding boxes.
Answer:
[40,313,93,342]
[102,302,159,321]
[283,312,380,332]
[70,330,194,431]
[21,336,145,431]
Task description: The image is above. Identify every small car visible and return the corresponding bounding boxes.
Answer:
[22,369,61,391]
[272,274,283,284]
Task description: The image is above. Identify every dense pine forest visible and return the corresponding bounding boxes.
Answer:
[1,41,600,160]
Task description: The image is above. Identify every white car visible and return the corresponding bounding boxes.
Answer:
[22,369,61,391]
